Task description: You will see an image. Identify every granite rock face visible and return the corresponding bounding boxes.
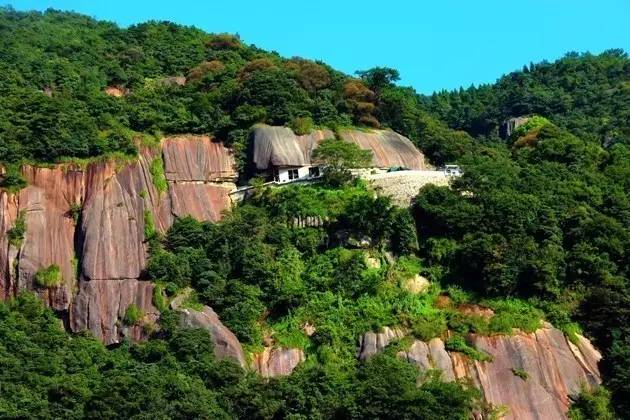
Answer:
[357,326,405,361]
[0,191,19,300]
[70,278,158,345]
[252,347,305,377]
[176,304,246,367]
[0,137,236,344]
[250,125,426,171]
[360,326,602,420]
[163,136,236,222]
[17,166,85,310]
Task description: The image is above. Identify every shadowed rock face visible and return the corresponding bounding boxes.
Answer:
[252,347,305,377]
[0,137,236,343]
[0,191,18,299]
[360,326,602,420]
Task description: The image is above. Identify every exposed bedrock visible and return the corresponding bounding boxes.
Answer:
[163,135,236,222]
[0,191,19,299]
[17,165,85,310]
[0,137,236,343]
[175,303,246,368]
[70,278,158,345]
[252,347,305,377]
[250,124,427,171]
[359,325,602,420]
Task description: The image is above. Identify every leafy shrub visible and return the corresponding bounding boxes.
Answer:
[149,157,167,194]
[511,115,552,140]
[143,210,156,241]
[124,304,144,325]
[0,165,27,193]
[34,264,62,288]
[7,211,26,247]
[568,387,614,420]
[152,284,168,312]
[486,299,543,334]
[445,336,492,362]
[511,368,529,380]
[288,116,313,135]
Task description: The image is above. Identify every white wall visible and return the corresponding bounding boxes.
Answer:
[275,166,321,183]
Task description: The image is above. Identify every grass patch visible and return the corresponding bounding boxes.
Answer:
[445,336,492,362]
[34,264,63,288]
[149,156,167,194]
[152,284,168,312]
[484,299,543,334]
[288,116,314,135]
[8,211,26,248]
[143,210,156,240]
[123,304,144,325]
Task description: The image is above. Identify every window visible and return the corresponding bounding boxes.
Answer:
[273,168,280,182]
[288,168,299,180]
[309,166,320,177]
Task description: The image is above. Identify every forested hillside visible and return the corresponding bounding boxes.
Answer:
[0,7,629,419]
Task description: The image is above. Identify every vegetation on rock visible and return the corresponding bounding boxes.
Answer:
[34,264,62,288]
[0,7,628,419]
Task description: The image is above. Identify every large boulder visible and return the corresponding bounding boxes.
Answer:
[357,326,405,361]
[252,347,305,377]
[360,325,602,420]
[176,304,246,368]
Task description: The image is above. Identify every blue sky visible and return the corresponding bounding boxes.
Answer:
[6,0,630,94]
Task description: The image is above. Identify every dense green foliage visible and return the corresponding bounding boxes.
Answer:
[34,264,62,288]
[0,7,386,165]
[312,139,374,186]
[1,7,629,419]
[0,292,482,419]
[412,117,629,416]
[427,50,630,146]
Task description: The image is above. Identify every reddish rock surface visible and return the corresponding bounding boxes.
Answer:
[175,304,246,367]
[17,166,85,310]
[70,279,158,345]
[162,136,236,182]
[361,326,602,420]
[80,150,170,281]
[0,191,18,299]
[168,182,233,222]
[0,138,235,343]
[471,327,601,419]
[252,347,305,377]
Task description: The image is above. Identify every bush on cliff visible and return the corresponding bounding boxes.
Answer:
[34,264,62,288]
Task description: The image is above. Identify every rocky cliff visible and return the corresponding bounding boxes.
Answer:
[0,136,236,344]
[250,125,427,171]
[358,324,602,420]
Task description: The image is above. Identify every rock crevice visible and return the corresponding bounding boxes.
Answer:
[0,136,236,343]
